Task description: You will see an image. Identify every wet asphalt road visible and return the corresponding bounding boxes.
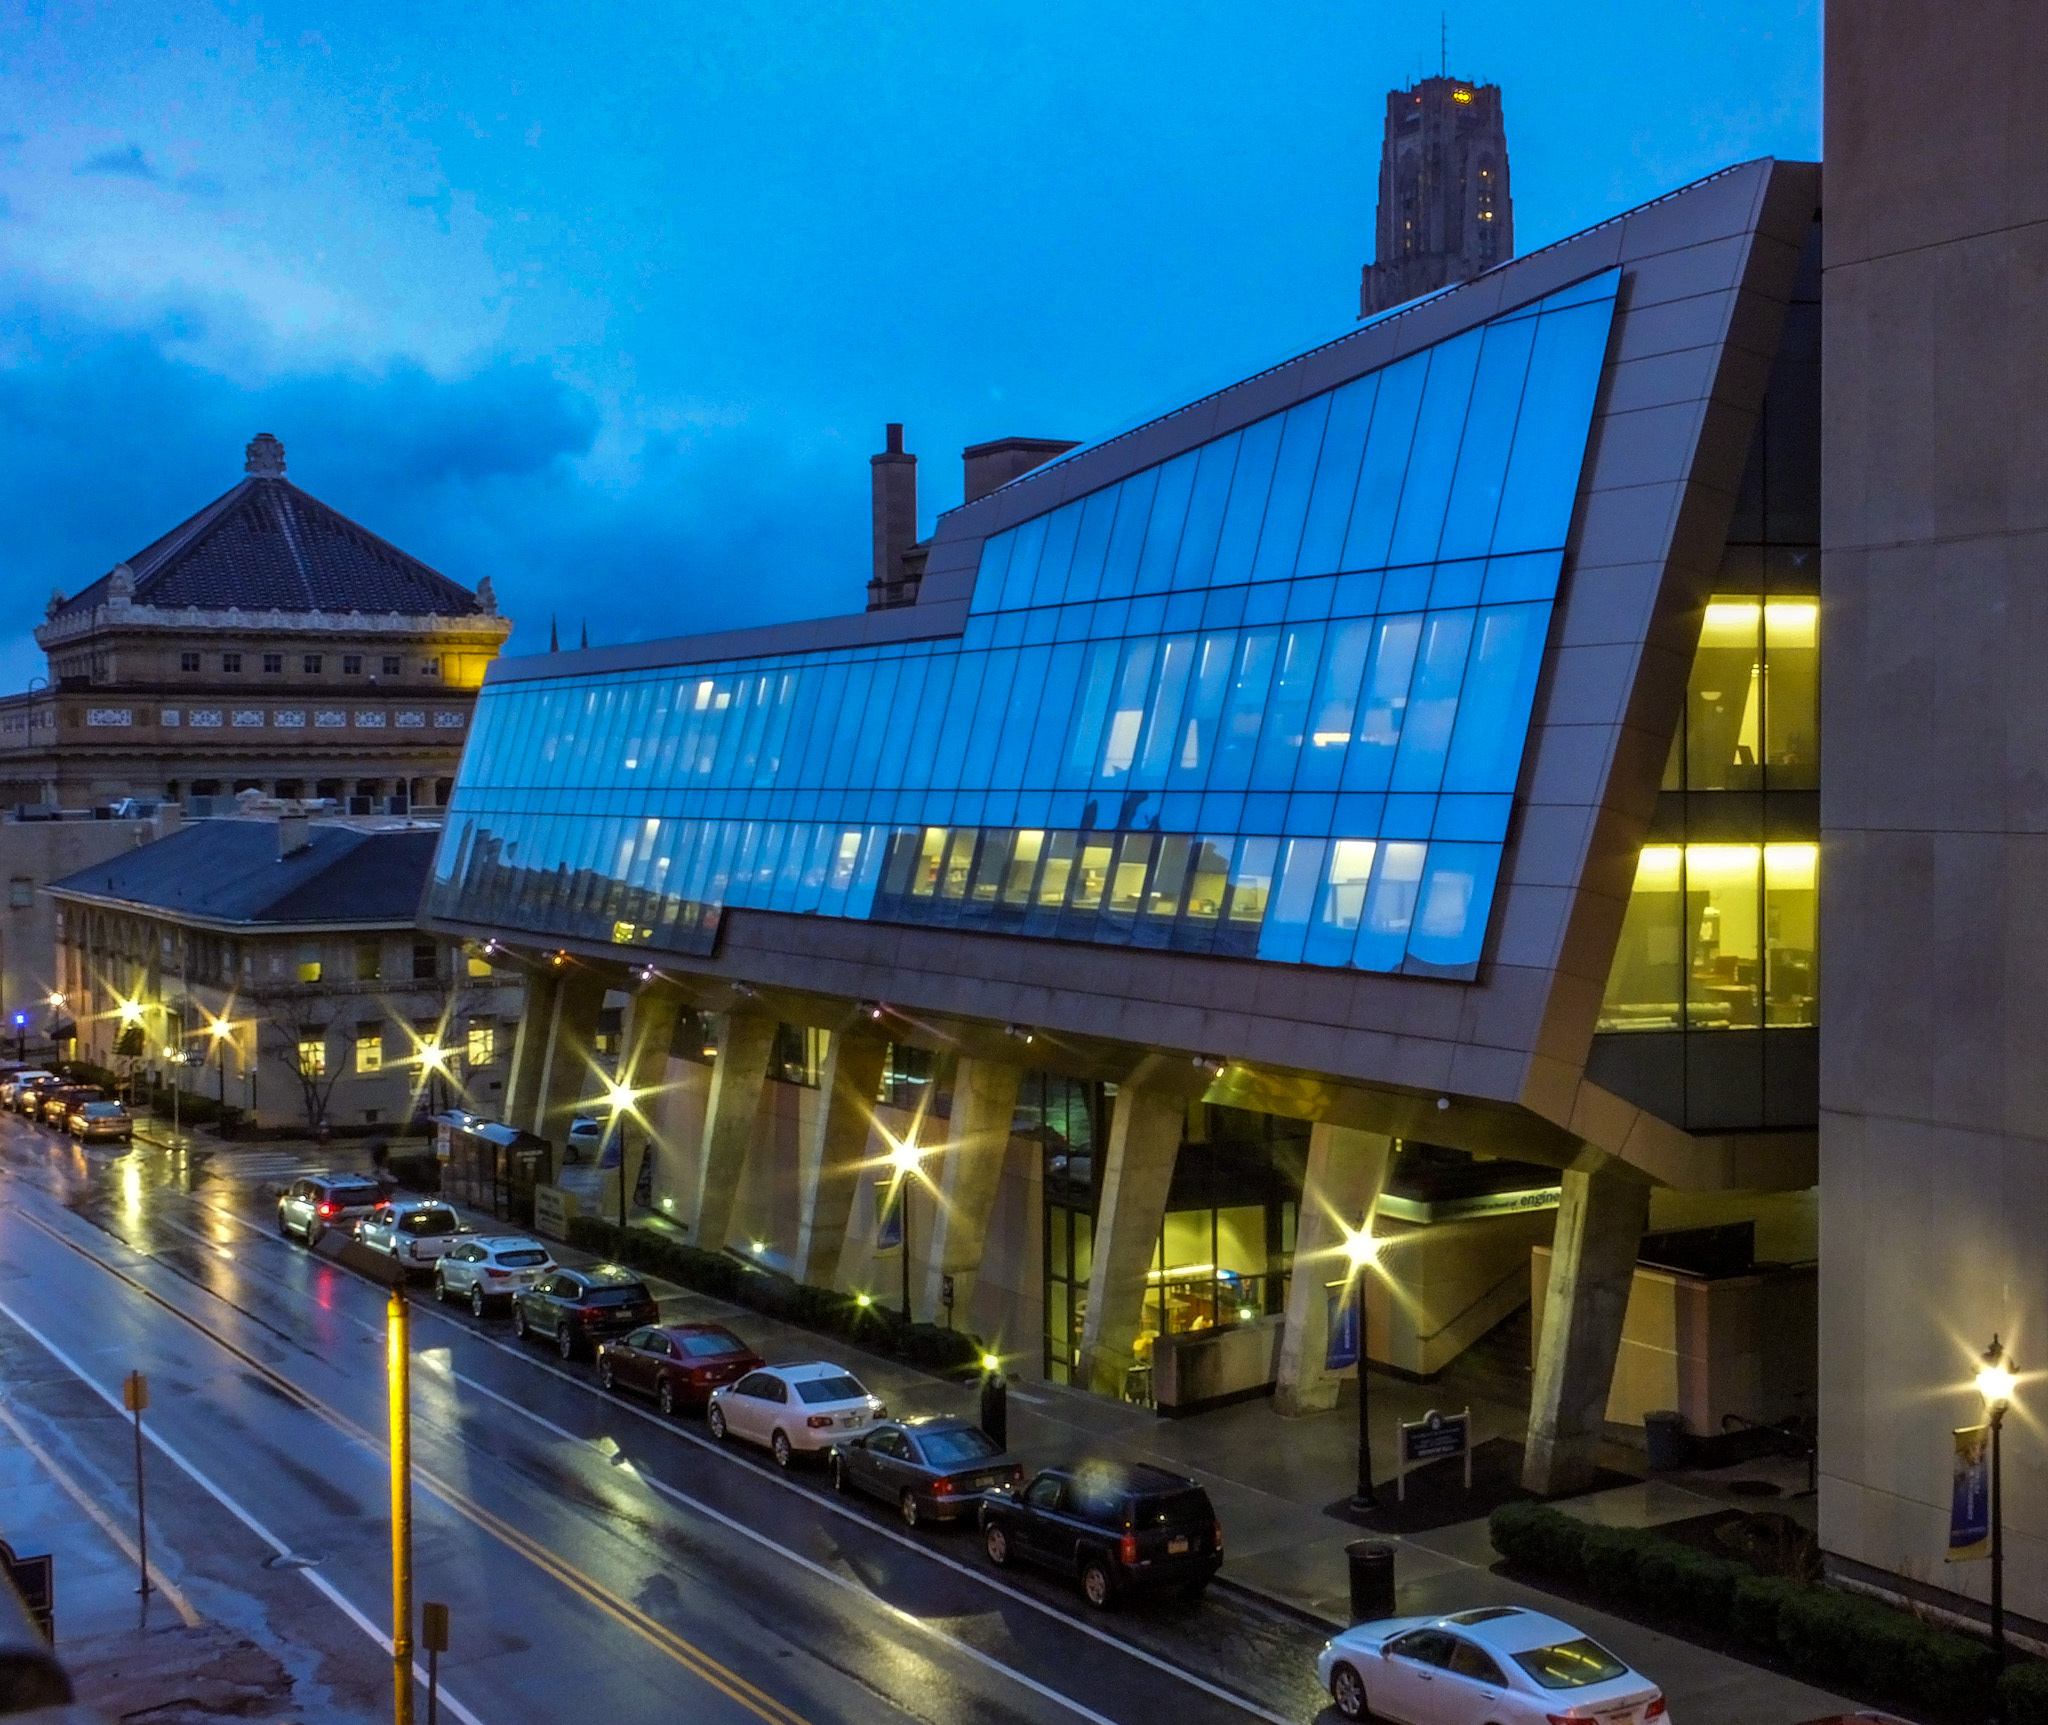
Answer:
[0,1114,1336,1725]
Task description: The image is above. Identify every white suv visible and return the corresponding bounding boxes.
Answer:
[356,1199,463,1268]
[707,1362,886,1469]
[434,1236,555,1315]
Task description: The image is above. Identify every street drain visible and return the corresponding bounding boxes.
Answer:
[263,1552,324,1570]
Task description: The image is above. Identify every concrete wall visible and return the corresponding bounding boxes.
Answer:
[0,816,165,1034]
[1368,1211,1554,1376]
[1822,1,2048,1620]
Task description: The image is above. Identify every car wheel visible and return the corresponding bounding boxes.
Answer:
[658,1378,676,1418]
[597,1357,615,1392]
[707,1402,728,1441]
[433,1269,448,1304]
[1330,1662,1368,1721]
[1080,1557,1115,1610]
[770,1429,793,1469]
[513,1307,530,1340]
[557,1323,577,1362]
[469,1285,487,1319]
[307,1223,324,1249]
[277,1211,292,1238]
[899,1490,921,1529]
[983,1523,1011,1567]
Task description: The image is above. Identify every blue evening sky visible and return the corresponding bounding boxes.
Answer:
[0,1,1817,684]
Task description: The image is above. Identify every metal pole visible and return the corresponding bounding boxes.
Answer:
[388,1290,414,1725]
[1992,1404,2006,1673]
[898,1176,911,1324]
[1352,1277,1377,1510]
[125,1374,151,1601]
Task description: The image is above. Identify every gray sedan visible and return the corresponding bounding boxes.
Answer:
[829,1416,1022,1528]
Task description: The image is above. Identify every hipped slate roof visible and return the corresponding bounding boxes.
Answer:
[57,473,483,621]
[49,822,439,928]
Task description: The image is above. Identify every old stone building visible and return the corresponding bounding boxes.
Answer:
[1361,75,1515,316]
[0,433,512,811]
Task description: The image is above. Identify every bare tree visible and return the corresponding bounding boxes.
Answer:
[265,1011,341,1134]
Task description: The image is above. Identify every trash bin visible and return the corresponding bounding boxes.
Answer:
[1644,1409,1687,1472]
[1345,1540,1397,1623]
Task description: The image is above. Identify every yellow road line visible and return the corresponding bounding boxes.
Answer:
[0,1393,205,1628]
[7,1205,814,1725]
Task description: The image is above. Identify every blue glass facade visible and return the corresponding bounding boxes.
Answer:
[429,271,1617,978]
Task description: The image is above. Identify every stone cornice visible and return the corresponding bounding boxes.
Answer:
[35,603,515,649]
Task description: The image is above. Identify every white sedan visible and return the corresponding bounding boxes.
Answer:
[1318,1606,1668,1724]
[706,1362,887,1469]
[433,1236,555,1314]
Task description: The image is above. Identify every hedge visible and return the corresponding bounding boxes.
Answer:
[564,1216,986,1374]
[1489,1501,2016,1719]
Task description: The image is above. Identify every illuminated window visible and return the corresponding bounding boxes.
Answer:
[296,946,322,983]
[1681,596,1818,791]
[297,1036,328,1077]
[356,1028,383,1073]
[465,1023,495,1067]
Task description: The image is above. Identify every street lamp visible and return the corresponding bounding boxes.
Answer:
[1344,1227,1381,1511]
[417,1040,451,1122]
[207,1017,232,1107]
[885,1134,923,1323]
[1978,1335,2017,1672]
[603,1080,637,1235]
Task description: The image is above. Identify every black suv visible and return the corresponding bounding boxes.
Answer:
[512,1265,659,1360]
[979,1461,1223,1608]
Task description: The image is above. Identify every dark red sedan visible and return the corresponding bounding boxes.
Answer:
[595,1322,765,1417]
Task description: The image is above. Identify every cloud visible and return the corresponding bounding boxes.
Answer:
[76,143,157,180]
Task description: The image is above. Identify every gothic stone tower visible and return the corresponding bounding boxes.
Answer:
[1361,76,1514,318]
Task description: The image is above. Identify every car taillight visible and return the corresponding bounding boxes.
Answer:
[1212,1519,1225,1553]
[1645,1698,1666,1719]
[318,1203,336,1216]
[806,1415,834,1429]
[1119,1534,1138,1565]
[931,1477,955,1496]
[485,1268,510,1279]
[871,1403,887,1419]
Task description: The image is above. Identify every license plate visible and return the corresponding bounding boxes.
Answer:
[838,1413,860,1427]
[1167,1535,1191,1555]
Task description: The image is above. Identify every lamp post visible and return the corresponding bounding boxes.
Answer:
[208,1017,231,1107]
[1978,1336,2017,1674]
[417,1041,450,1127]
[886,1136,922,1324]
[1344,1227,1381,1511]
[603,1081,637,1237]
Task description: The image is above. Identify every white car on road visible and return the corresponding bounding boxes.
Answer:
[706,1362,887,1469]
[433,1236,555,1314]
[355,1199,463,1268]
[1318,1606,1668,1724]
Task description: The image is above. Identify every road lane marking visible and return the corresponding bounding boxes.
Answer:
[0,1295,488,1725]
[0,1392,204,1627]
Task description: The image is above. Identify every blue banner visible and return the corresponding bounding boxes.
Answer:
[876,1181,904,1250]
[1325,1282,1359,1372]
[1949,1424,1991,1562]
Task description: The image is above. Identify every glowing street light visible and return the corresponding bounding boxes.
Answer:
[1978,1335,2018,1671]
[116,998,146,1026]
[207,1017,232,1106]
[1343,1225,1382,1512]
[884,1132,924,1323]
[46,992,64,1010]
[603,1080,639,1233]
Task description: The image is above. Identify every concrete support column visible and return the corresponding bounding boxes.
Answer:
[502,968,559,1133]
[920,1057,1024,1326]
[793,1025,890,1288]
[1523,1153,1651,1496]
[1078,1083,1186,1398]
[687,1012,776,1254]
[617,986,686,1223]
[532,968,607,1181]
[1274,1124,1395,1416]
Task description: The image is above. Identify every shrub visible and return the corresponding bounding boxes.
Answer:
[1731,1574,1804,1654]
[1486,1501,1552,1567]
[1577,1525,1650,1602]
[1636,1545,1746,1632]
[1774,1585,1997,1714]
[2004,1660,2048,1725]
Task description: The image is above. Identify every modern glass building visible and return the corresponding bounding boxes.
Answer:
[427,156,1824,1496]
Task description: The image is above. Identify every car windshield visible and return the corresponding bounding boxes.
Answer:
[581,1285,649,1307]
[677,1329,747,1358]
[1133,1488,1213,1527]
[919,1428,1001,1466]
[794,1375,867,1405]
[1512,1639,1630,1690]
[83,1103,124,1117]
[494,1248,549,1267]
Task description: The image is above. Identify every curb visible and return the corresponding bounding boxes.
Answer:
[1210,1573,1346,1634]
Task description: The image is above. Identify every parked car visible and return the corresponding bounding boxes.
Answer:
[596,1323,765,1416]
[512,1265,659,1360]
[1,1071,55,1109]
[355,1199,463,1268]
[1317,1606,1668,1724]
[66,1099,134,1144]
[707,1362,886,1469]
[565,1115,604,1162]
[276,1172,386,1244]
[36,1085,100,1125]
[831,1416,1022,1528]
[978,1461,1222,1608]
[433,1236,555,1315]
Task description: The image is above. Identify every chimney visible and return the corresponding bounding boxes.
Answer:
[870,424,918,597]
[962,436,1082,505]
[277,812,312,859]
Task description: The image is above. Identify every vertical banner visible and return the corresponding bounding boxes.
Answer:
[1949,1424,1992,1562]
[1325,1280,1360,1372]
[875,1181,904,1250]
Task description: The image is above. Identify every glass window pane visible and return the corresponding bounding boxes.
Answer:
[1686,844,1761,1029]
[1405,841,1500,969]
[1389,611,1477,793]
[1389,329,1484,566]
[1354,840,1427,971]
[1256,837,1327,964]
[1342,616,1425,794]
[1303,838,1376,966]
[1342,353,1428,572]
[1064,487,1120,606]
[1251,396,1331,583]
[1209,628,1280,791]
[1167,631,1238,789]
[1250,622,1326,791]
[1172,432,1242,590]
[1440,602,1551,793]
[1060,641,1123,789]
[974,529,1016,612]
[1135,634,1199,790]
[1436,315,1538,561]
[1492,299,1615,553]
[1298,376,1377,576]
[1764,842,1818,1026]
[929,655,988,789]
[1214,415,1283,584]
[1138,451,1198,592]
[1024,643,1086,791]
[1223,835,1277,937]
[960,650,1020,788]
[1295,617,1376,794]
[999,515,1048,612]
[990,645,1050,788]
[1095,639,1159,787]
[1687,598,1763,790]
[1031,504,1084,608]
[1098,469,1157,600]
[1763,598,1818,789]
[1003,829,1046,906]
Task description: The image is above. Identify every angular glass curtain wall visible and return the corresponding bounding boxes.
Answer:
[430,271,1620,978]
